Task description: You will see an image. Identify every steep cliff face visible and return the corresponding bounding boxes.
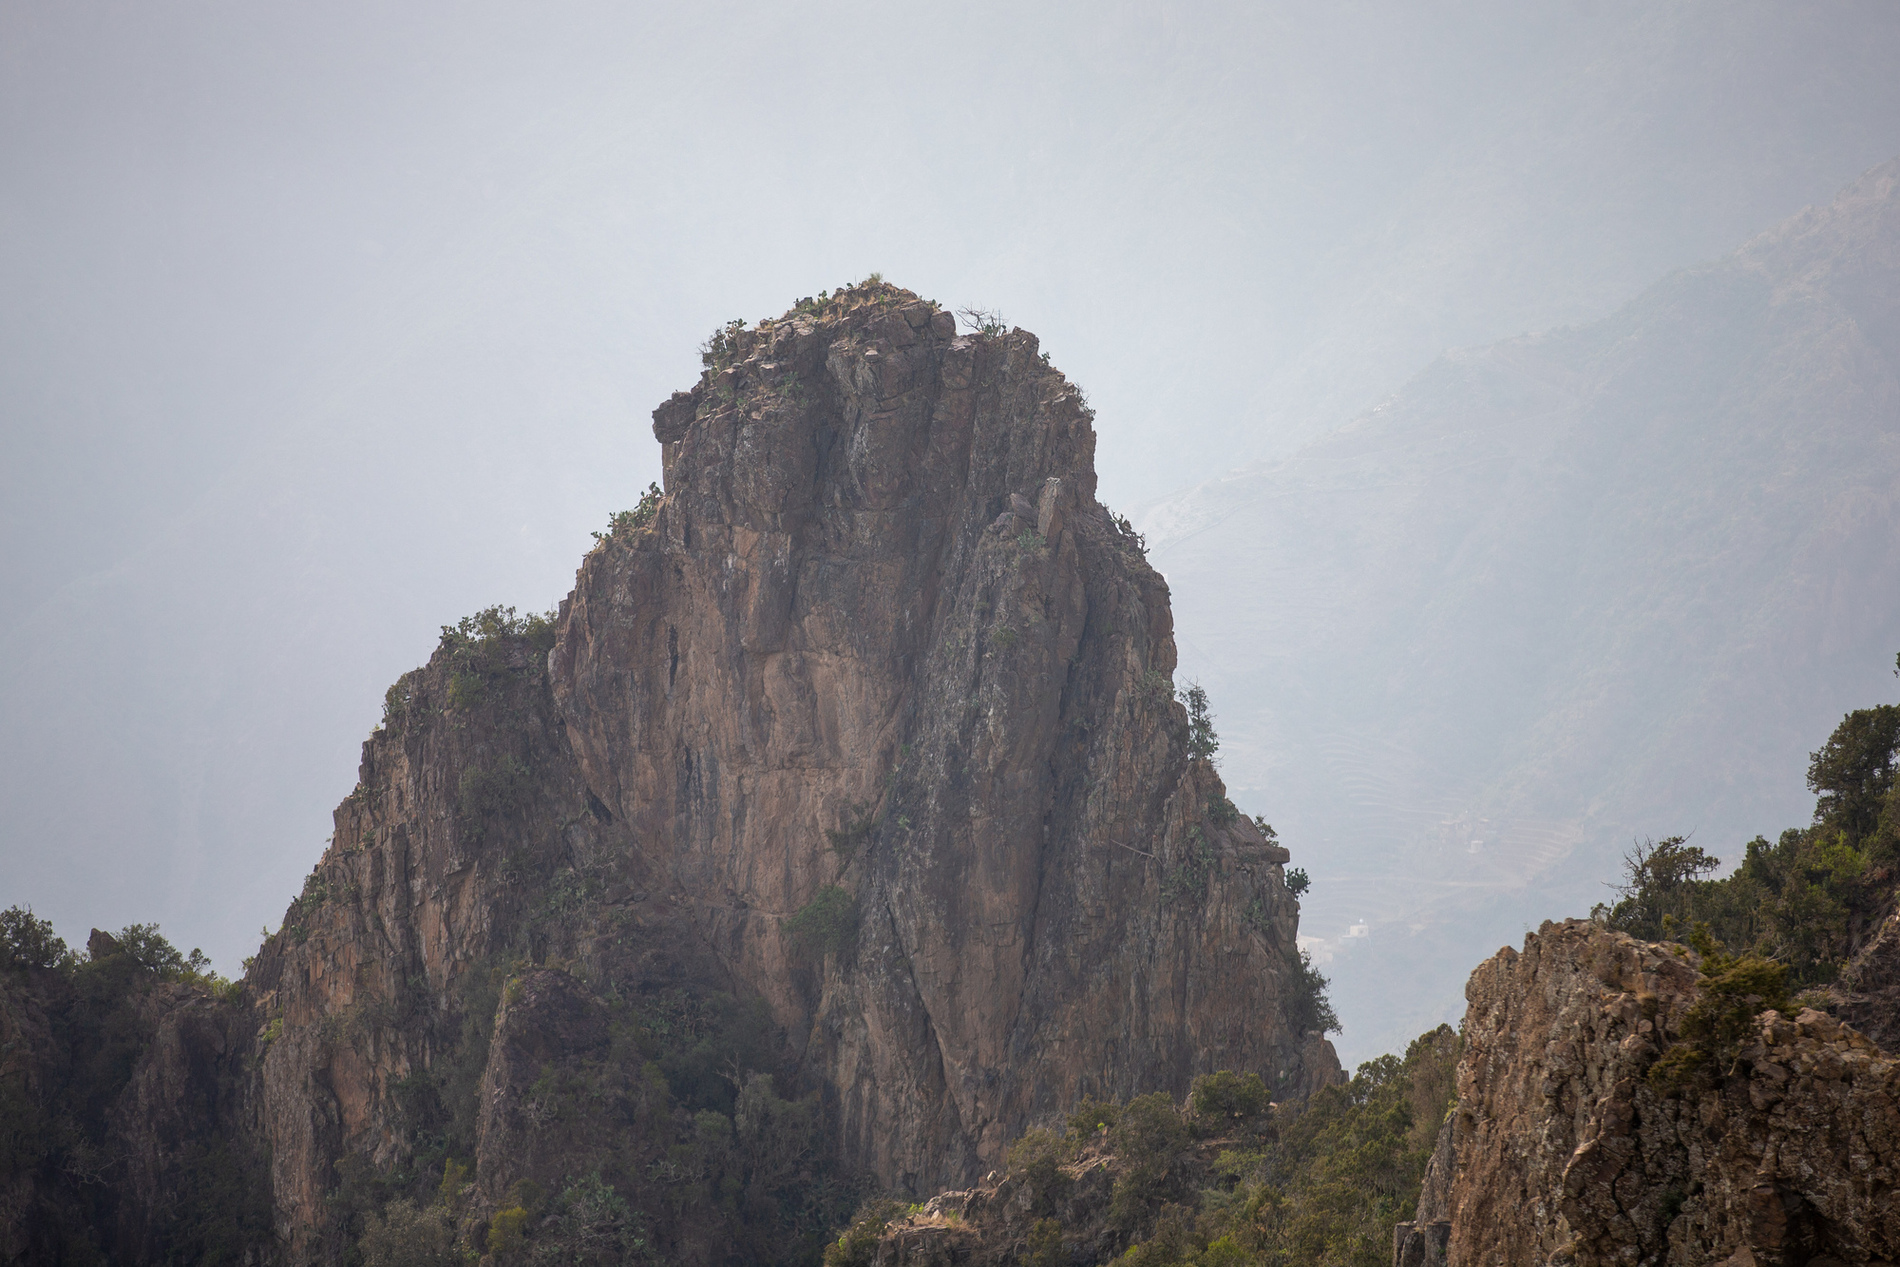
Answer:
[553,287,1327,1186]
[1406,919,1900,1267]
[234,282,1333,1262]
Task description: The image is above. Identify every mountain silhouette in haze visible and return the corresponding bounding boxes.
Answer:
[1149,157,1900,1060]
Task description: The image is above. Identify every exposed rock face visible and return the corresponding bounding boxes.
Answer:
[226,282,1334,1261]
[554,288,1329,1189]
[1832,907,1900,1053]
[1415,919,1900,1267]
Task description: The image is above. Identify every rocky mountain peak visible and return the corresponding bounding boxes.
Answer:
[551,278,1334,1192]
[0,283,1336,1264]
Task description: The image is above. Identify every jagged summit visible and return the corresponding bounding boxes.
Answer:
[555,277,1333,1184]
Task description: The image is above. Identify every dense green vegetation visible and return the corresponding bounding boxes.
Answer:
[0,910,268,1265]
[326,961,859,1265]
[827,1029,1461,1267]
[1113,1029,1459,1267]
[1587,667,1900,1092]
[1595,670,1900,989]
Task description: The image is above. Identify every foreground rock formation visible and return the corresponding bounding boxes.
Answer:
[1,282,1335,1265]
[1399,919,1900,1267]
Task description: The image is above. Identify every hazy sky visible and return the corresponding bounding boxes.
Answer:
[5,1,1899,1047]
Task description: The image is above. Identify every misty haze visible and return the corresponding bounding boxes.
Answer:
[4,4,1900,1265]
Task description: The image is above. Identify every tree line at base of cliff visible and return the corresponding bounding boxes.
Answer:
[825,1029,1460,1267]
[0,918,865,1266]
[0,917,269,1265]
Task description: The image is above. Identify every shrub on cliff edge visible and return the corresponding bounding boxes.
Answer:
[1649,926,1790,1089]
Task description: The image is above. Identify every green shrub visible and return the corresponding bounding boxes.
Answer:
[1161,829,1218,904]
[1650,926,1790,1089]
[382,677,413,727]
[436,1157,471,1209]
[1110,512,1148,554]
[358,1199,461,1267]
[1006,1128,1071,1215]
[1025,1217,1065,1267]
[825,800,877,863]
[1113,1203,1200,1265]
[442,604,557,653]
[530,1172,648,1266]
[488,1205,531,1257]
[955,305,1007,336]
[823,1199,906,1267]
[0,906,69,970]
[1067,1096,1122,1138]
[594,483,665,543]
[439,605,558,708]
[1108,1093,1190,1228]
[784,887,859,960]
[1288,950,1340,1038]
[1161,865,1203,903]
[1180,684,1218,763]
[701,319,748,370]
[1189,1071,1271,1123]
[458,755,533,825]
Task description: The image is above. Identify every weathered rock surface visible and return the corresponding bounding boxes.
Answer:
[1414,919,1900,1267]
[68,281,1335,1263]
[552,286,1330,1191]
[1832,908,1900,1054]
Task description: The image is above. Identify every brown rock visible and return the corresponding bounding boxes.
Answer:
[49,281,1333,1263]
[1418,919,1900,1267]
[553,281,1330,1191]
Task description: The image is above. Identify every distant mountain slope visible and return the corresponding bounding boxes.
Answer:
[1148,158,1900,1061]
